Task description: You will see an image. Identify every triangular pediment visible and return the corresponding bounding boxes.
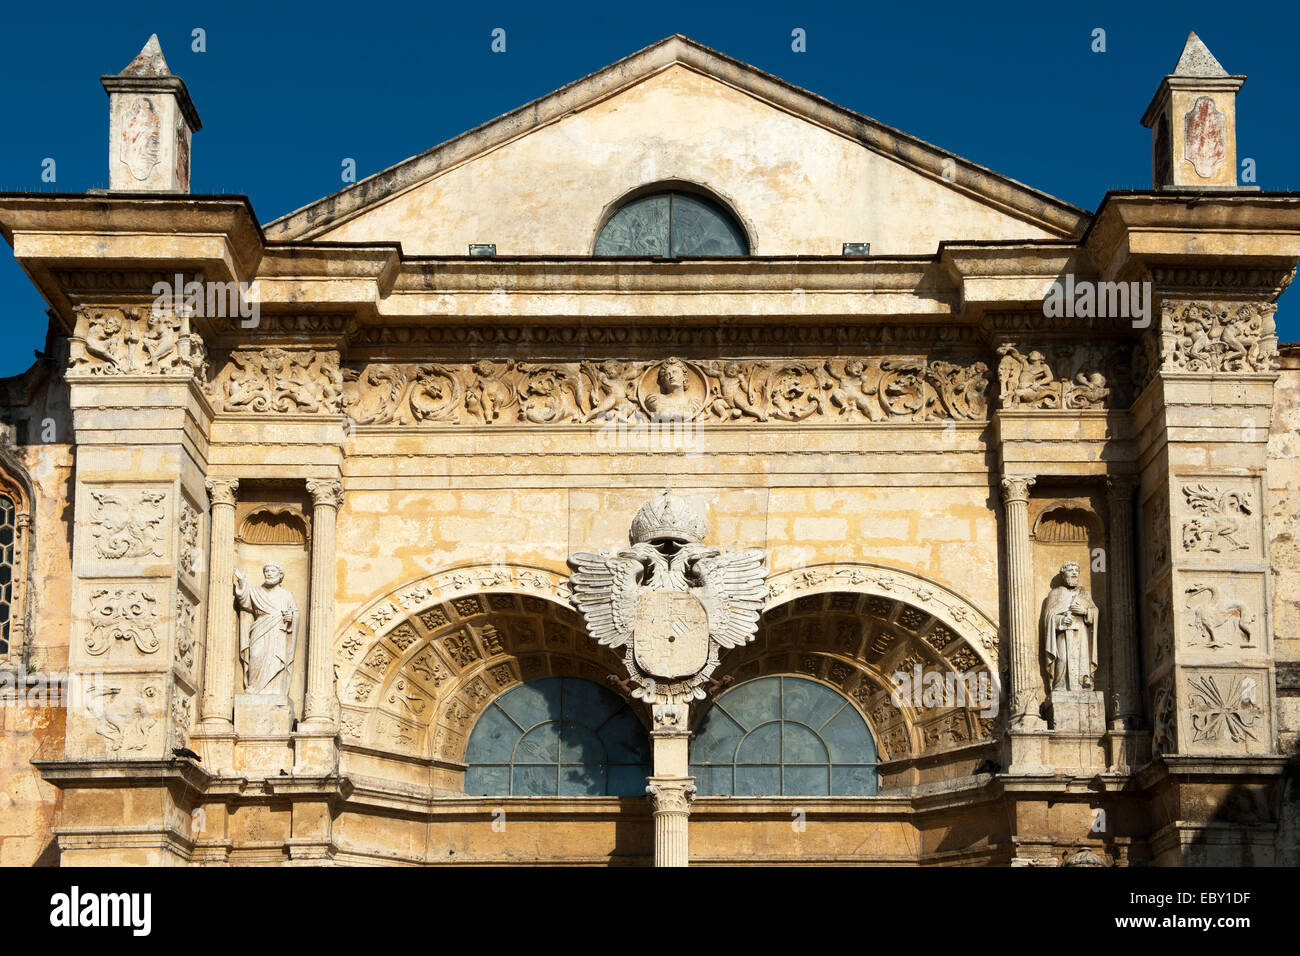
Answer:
[265,35,1087,254]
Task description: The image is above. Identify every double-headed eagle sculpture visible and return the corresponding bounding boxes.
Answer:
[568,490,768,705]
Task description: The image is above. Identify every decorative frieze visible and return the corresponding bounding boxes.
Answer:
[336,356,989,426]
[206,348,344,414]
[995,344,1124,410]
[347,322,985,351]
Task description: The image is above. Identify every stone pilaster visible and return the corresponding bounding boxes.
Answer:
[1106,476,1142,729]
[200,478,238,726]
[1001,475,1044,731]
[646,777,696,867]
[303,478,343,727]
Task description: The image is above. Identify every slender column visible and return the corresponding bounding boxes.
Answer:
[1106,476,1142,729]
[1001,475,1045,730]
[647,701,694,866]
[200,478,238,725]
[646,777,696,867]
[303,478,343,726]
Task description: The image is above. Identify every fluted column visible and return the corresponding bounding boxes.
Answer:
[303,478,343,726]
[1001,475,1045,730]
[1106,476,1142,729]
[646,777,696,867]
[200,478,238,725]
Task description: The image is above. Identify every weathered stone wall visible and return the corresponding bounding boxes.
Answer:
[0,426,75,867]
[1268,348,1300,865]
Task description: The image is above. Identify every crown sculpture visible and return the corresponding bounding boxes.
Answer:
[568,490,768,708]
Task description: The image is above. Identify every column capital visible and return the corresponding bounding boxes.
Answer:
[1106,474,1139,501]
[306,478,344,509]
[646,777,697,814]
[205,477,239,507]
[1000,475,1035,504]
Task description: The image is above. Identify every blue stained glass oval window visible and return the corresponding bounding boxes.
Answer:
[464,677,651,796]
[595,190,748,256]
[690,676,879,796]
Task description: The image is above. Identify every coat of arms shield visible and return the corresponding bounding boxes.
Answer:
[633,590,710,680]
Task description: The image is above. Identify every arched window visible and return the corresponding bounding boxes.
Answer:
[691,676,879,796]
[464,677,651,796]
[595,189,748,256]
[0,494,13,655]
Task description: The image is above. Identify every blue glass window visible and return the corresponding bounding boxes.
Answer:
[464,677,651,796]
[595,190,748,256]
[690,676,879,796]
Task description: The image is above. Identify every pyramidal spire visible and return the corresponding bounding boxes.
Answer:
[118,33,171,78]
[1172,31,1228,78]
[1142,30,1246,190]
[102,34,200,192]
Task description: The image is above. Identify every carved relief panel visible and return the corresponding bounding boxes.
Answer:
[1178,668,1271,756]
[1176,479,1262,558]
[66,672,169,758]
[74,483,174,577]
[68,307,207,379]
[1176,572,1267,660]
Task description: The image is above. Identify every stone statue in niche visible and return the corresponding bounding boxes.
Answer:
[233,562,300,735]
[1042,561,1098,691]
[1041,561,1106,735]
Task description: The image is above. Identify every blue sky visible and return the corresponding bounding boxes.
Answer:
[1,0,1298,376]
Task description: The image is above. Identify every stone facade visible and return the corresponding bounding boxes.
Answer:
[0,33,1297,866]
